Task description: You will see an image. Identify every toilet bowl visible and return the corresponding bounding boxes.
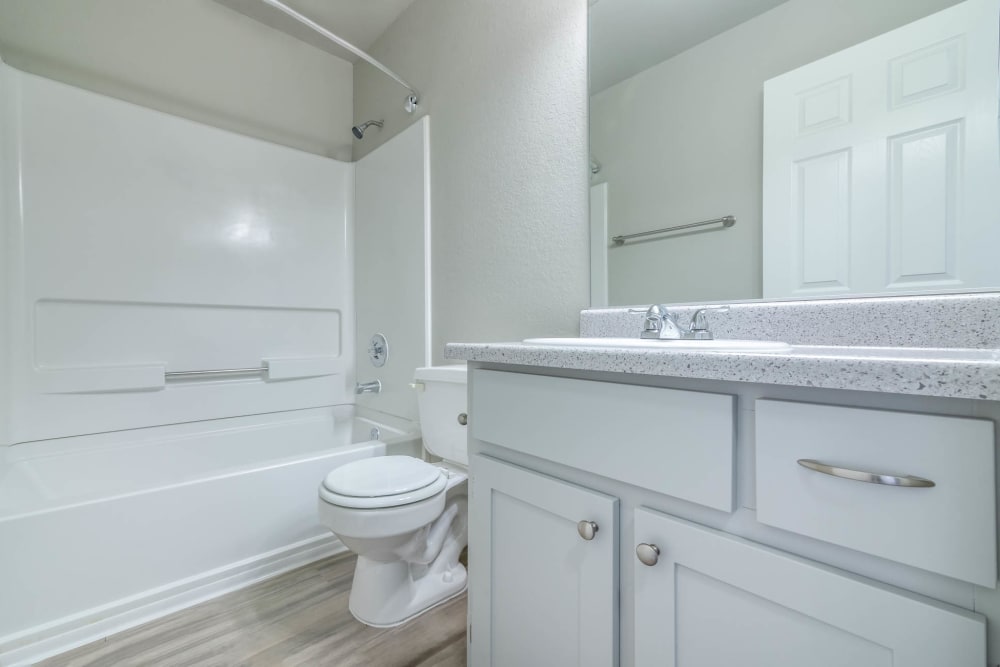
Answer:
[317,364,469,627]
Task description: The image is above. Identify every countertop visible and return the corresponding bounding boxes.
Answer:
[444,341,1000,401]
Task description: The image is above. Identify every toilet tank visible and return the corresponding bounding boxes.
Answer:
[414,365,468,466]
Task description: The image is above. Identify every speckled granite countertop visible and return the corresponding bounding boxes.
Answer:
[447,293,1000,400]
[444,342,1000,401]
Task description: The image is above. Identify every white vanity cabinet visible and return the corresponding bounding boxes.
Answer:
[634,507,985,667]
[469,455,619,667]
[467,367,992,666]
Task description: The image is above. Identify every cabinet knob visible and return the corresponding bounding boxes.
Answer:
[636,543,660,566]
[457,413,468,426]
[577,520,599,541]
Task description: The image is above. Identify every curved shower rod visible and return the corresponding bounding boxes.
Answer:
[257,0,420,112]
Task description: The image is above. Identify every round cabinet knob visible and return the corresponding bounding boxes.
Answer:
[577,520,599,541]
[636,543,660,566]
[457,413,468,426]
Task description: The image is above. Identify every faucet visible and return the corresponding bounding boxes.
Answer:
[629,305,730,340]
[355,380,382,395]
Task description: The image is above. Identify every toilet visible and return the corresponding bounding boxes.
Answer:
[317,364,469,627]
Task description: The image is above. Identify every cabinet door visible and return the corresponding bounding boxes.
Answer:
[634,508,985,667]
[469,455,619,667]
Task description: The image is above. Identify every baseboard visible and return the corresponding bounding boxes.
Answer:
[0,534,346,666]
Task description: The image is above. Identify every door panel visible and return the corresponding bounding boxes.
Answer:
[763,0,1000,297]
[469,455,619,666]
[634,508,985,666]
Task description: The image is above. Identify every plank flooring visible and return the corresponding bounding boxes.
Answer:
[38,554,467,667]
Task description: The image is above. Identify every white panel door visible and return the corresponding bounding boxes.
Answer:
[763,0,1000,297]
[468,455,618,667]
[634,508,986,666]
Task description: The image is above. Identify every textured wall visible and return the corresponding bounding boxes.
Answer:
[353,0,590,361]
[591,0,962,306]
[0,0,354,159]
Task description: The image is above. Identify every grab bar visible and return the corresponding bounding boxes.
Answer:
[612,215,735,246]
[165,367,267,379]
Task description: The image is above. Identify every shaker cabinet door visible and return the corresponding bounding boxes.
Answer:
[634,507,985,667]
[469,455,619,667]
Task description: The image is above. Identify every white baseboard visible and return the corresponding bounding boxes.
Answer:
[0,535,346,667]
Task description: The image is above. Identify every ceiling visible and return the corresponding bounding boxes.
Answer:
[214,0,418,63]
[590,0,791,94]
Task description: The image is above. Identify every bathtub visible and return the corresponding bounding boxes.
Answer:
[0,405,419,665]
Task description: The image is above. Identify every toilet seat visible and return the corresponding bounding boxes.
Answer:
[320,456,447,509]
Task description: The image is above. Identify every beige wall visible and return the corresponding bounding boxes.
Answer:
[0,0,354,159]
[591,0,961,306]
[353,0,591,361]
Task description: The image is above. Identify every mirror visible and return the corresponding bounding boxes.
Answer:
[589,0,999,306]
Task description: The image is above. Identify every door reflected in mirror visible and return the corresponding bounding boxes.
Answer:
[589,0,999,306]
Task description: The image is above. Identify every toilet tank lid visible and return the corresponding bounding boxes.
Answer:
[414,364,467,384]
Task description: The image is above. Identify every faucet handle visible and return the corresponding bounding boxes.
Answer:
[688,306,730,338]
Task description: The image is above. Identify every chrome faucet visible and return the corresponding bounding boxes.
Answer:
[355,380,382,395]
[629,304,730,340]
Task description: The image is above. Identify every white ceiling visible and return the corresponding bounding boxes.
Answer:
[590,0,791,94]
[214,0,418,63]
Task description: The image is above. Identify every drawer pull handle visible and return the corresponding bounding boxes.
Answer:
[577,520,599,541]
[797,459,935,488]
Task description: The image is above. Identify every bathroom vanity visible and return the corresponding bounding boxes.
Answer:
[447,294,1000,666]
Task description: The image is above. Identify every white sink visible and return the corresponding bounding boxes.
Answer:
[522,337,793,352]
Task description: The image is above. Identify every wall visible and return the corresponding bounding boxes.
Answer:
[591,0,962,306]
[0,0,354,159]
[355,118,430,421]
[353,0,591,361]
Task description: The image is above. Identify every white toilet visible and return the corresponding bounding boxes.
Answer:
[318,365,469,627]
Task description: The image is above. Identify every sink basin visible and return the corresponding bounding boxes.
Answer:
[522,337,792,352]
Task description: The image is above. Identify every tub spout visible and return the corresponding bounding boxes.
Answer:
[355,380,381,395]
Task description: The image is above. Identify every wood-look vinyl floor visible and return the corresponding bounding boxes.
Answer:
[37,554,467,667]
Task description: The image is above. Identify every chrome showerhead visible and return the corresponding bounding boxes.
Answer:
[352,119,384,139]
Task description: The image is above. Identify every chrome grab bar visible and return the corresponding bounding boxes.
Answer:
[612,215,735,246]
[165,367,267,379]
[797,459,935,488]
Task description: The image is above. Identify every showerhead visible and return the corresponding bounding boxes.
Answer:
[352,119,384,139]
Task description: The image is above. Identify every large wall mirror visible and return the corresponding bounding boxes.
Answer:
[589,0,999,307]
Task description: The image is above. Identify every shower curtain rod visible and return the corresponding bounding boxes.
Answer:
[258,0,420,110]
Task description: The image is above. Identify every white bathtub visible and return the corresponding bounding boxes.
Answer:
[0,406,419,665]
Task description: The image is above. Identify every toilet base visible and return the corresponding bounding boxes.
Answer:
[349,561,467,628]
[347,498,468,627]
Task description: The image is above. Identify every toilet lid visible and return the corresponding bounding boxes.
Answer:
[322,456,443,498]
[318,475,447,509]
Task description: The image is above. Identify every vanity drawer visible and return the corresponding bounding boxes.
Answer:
[756,399,996,586]
[471,369,735,512]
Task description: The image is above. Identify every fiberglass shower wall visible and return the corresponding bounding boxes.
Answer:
[354,117,431,423]
[0,62,354,446]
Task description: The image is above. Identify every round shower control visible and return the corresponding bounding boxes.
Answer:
[368,333,388,367]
